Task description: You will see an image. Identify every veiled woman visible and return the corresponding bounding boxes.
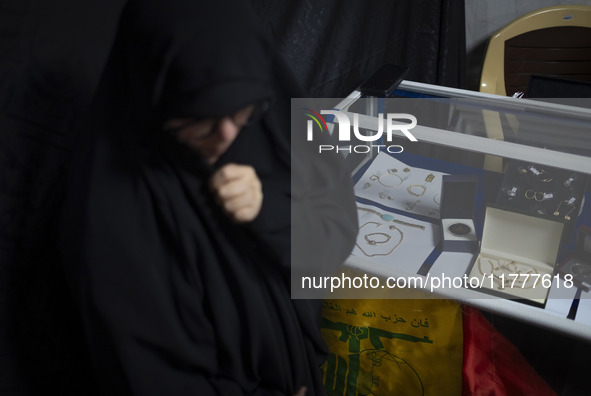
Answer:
[59,0,357,395]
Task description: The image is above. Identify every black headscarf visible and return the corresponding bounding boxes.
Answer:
[59,0,357,395]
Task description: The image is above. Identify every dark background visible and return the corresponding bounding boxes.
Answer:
[0,1,465,394]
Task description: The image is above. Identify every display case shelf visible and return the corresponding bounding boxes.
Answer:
[332,81,591,341]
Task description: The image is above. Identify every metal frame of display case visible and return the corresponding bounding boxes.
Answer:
[332,80,591,341]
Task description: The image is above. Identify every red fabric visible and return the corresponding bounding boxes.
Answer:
[462,306,557,396]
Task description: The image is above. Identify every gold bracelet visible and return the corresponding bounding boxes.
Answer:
[407,185,426,197]
[356,221,403,257]
[407,173,434,197]
[357,207,425,230]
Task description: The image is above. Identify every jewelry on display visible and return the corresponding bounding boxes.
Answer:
[552,197,577,220]
[356,221,404,257]
[407,173,435,197]
[407,185,426,196]
[505,186,518,198]
[564,206,576,221]
[530,205,547,216]
[405,199,420,211]
[524,189,554,201]
[524,189,534,199]
[379,191,397,201]
[447,223,471,236]
[528,165,552,182]
[357,207,425,230]
[364,232,391,245]
[371,168,407,188]
[564,174,577,187]
[477,256,539,289]
[378,173,403,187]
[553,197,576,216]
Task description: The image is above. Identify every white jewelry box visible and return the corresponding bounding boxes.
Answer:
[467,205,565,306]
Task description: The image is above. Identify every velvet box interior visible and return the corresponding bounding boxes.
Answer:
[440,174,479,253]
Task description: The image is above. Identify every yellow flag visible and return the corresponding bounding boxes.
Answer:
[321,298,463,396]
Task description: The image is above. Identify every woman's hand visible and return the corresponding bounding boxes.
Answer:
[210,163,263,223]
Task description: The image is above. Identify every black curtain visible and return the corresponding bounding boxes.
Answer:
[0,2,127,395]
[0,1,465,394]
[252,0,465,96]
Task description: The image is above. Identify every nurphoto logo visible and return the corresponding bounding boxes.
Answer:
[304,108,418,154]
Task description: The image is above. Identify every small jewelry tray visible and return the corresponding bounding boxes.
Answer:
[496,160,586,238]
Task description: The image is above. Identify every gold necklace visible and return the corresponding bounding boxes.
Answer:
[477,256,539,289]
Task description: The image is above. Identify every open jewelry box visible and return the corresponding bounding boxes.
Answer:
[440,174,479,253]
[467,205,565,306]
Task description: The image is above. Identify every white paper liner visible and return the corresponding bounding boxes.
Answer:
[351,203,440,273]
[354,152,448,218]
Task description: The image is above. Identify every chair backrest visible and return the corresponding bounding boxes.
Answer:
[480,5,591,96]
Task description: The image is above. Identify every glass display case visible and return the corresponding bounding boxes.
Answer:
[327,80,591,341]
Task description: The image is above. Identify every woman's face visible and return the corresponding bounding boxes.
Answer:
[166,104,255,164]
